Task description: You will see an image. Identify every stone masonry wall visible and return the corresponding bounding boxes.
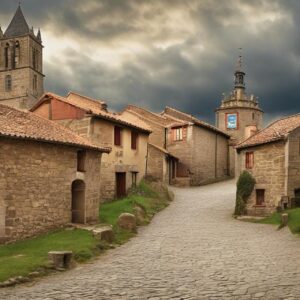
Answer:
[147,144,167,181]
[287,127,300,198]
[236,141,286,216]
[190,126,229,185]
[0,138,102,243]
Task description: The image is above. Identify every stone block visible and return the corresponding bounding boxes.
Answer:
[93,226,114,242]
[281,213,288,226]
[117,213,136,232]
[48,251,73,270]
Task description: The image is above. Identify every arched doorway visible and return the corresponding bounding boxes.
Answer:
[71,180,85,223]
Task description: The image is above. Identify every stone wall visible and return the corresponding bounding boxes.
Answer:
[190,126,229,185]
[147,144,168,182]
[0,35,44,109]
[287,127,300,198]
[216,107,263,143]
[236,141,286,216]
[0,138,102,243]
[92,118,149,201]
[58,116,149,201]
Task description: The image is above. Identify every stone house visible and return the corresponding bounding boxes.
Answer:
[0,5,44,110]
[162,107,231,186]
[236,114,300,216]
[123,105,231,186]
[31,92,151,201]
[0,104,110,243]
[121,105,180,184]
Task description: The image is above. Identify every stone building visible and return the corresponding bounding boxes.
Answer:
[31,92,151,201]
[123,105,231,186]
[0,104,110,243]
[215,56,263,175]
[162,107,231,186]
[236,114,300,216]
[0,5,44,110]
[122,105,180,184]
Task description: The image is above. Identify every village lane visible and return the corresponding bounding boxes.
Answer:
[2,179,300,299]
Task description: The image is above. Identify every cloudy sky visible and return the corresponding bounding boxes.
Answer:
[1,0,299,125]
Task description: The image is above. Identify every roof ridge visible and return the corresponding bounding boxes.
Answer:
[126,104,168,120]
[67,91,106,105]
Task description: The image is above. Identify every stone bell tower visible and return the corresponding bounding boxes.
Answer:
[0,5,44,110]
[215,54,263,144]
[215,53,263,176]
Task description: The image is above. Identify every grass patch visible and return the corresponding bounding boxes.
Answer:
[0,229,99,282]
[257,208,300,233]
[99,179,171,243]
[0,180,172,283]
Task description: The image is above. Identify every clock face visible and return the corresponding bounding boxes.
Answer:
[227,113,237,129]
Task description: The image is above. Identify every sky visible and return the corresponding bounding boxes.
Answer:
[0,0,299,125]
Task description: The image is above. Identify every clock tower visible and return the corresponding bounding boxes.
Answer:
[215,54,263,176]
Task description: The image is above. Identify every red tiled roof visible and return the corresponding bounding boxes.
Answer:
[162,106,230,137]
[31,92,151,133]
[0,104,111,152]
[236,113,300,150]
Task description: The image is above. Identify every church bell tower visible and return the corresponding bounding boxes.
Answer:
[215,53,263,144]
[0,5,44,109]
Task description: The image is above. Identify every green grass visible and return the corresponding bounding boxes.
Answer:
[99,180,171,243]
[0,180,171,282]
[258,208,300,233]
[0,229,99,282]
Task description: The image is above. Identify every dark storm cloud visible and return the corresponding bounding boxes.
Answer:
[1,0,300,125]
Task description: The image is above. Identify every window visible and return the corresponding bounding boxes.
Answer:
[77,150,86,172]
[5,75,12,92]
[131,172,138,187]
[245,152,254,169]
[4,43,9,69]
[256,189,265,205]
[114,126,122,146]
[131,131,138,150]
[14,41,20,68]
[32,48,38,70]
[33,74,37,91]
[252,112,255,120]
[173,127,183,141]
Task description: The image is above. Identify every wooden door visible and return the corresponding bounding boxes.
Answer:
[116,172,126,198]
[256,189,265,205]
[71,180,85,223]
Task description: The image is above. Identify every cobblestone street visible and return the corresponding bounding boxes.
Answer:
[2,180,300,299]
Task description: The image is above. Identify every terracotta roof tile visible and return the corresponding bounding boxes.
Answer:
[0,104,110,152]
[32,92,151,133]
[236,113,300,150]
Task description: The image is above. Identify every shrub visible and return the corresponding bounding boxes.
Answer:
[234,171,255,216]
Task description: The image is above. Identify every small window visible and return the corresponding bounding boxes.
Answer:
[13,41,20,68]
[245,152,254,169]
[173,127,183,141]
[5,75,12,92]
[131,172,138,187]
[131,131,138,150]
[77,150,86,172]
[256,189,265,205]
[252,112,255,120]
[33,74,37,91]
[114,126,122,146]
[5,43,9,69]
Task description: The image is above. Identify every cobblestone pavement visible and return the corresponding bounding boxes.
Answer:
[2,180,300,299]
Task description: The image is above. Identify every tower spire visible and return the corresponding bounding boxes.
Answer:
[234,48,245,90]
